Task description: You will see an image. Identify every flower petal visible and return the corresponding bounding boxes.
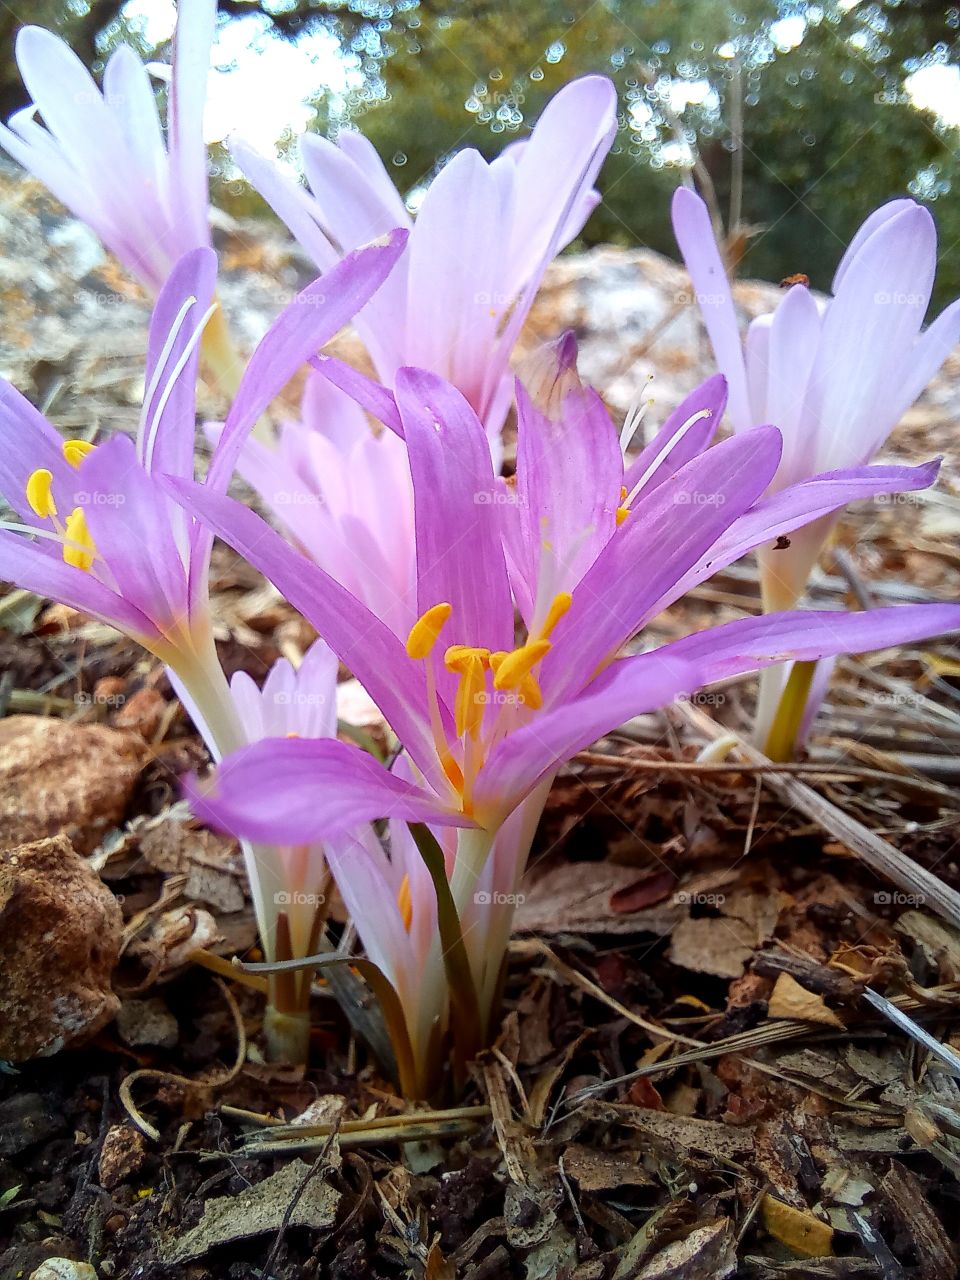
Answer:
[207,228,408,490]
[543,426,783,704]
[164,477,449,788]
[186,737,469,843]
[396,367,514,654]
[671,187,752,431]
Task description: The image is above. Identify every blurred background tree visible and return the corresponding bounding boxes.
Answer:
[2,0,959,301]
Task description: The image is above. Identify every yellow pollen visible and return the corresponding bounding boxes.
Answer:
[397,874,413,931]
[63,439,95,468]
[63,507,95,571]
[493,639,551,691]
[538,591,572,641]
[406,602,452,659]
[25,468,57,519]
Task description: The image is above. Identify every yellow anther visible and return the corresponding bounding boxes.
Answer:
[406,602,452,659]
[63,507,95,571]
[453,651,488,739]
[25,468,57,519]
[397,874,413,931]
[538,591,572,641]
[444,644,490,672]
[493,639,551,691]
[63,439,95,468]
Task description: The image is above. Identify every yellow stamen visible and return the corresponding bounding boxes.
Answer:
[493,639,551,691]
[406,602,452,659]
[616,485,630,526]
[444,644,490,673]
[452,652,487,739]
[537,591,572,641]
[63,507,95,571]
[397,874,413,930]
[25,468,57,519]
[63,439,95,468]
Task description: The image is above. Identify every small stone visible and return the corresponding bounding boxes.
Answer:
[0,717,145,854]
[116,998,179,1049]
[98,1125,147,1190]
[112,687,166,740]
[29,1261,98,1280]
[0,834,122,1059]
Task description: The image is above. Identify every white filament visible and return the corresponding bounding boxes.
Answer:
[143,301,218,475]
[624,408,712,509]
[138,295,197,468]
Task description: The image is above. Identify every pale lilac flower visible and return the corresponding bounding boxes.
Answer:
[231,76,618,445]
[229,372,417,640]
[672,188,960,610]
[169,336,960,1089]
[0,2,217,295]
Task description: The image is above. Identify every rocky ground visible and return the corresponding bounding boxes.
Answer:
[1,165,960,1279]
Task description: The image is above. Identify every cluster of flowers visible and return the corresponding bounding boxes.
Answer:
[1,0,958,1087]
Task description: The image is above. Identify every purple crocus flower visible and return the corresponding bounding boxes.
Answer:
[672,188,960,611]
[0,230,407,746]
[167,337,959,1085]
[230,76,618,446]
[0,1,216,295]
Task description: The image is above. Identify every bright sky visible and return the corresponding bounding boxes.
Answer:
[123,0,362,154]
[123,1,960,155]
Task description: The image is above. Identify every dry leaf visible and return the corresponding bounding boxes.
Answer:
[767,974,844,1027]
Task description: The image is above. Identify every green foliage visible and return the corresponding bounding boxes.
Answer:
[344,0,960,305]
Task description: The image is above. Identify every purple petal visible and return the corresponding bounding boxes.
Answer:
[764,284,822,484]
[803,203,936,470]
[473,651,698,824]
[511,333,622,620]
[832,198,918,293]
[312,354,404,437]
[207,228,408,490]
[140,246,217,482]
[652,603,960,684]
[671,187,752,431]
[657,459,941,616]
[79,435,192,633]
[0,378,75,524]
[185,737,468,843]
[396,367,514,655]
[543,426,783,704]
[167,0,216,251]
[230,136,338,270]
[164,477,450,790]
[0,530,155,639]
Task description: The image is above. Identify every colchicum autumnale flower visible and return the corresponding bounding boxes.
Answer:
[672,187,960,752]
[0,1,215,297]
[0,230,408,1061]
[230,75,618,449]
[170,334,960,1094]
